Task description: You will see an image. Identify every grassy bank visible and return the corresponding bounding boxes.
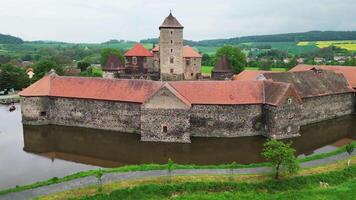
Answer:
[42,162,356,200]
[1,142,354,196]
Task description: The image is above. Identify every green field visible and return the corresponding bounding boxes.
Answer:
[245,67,287,72]
[201,66,287,77]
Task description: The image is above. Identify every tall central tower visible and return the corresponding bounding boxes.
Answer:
[159,12,184,81]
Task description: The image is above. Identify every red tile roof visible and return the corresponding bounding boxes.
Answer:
[152,45,159,52]
[20,74,297,106]
[234,70,276,81]
[183,46,202,58]
[124,43,153,57]
[20,74,162,103]
[170,81,264,105]
[147,45,202,58]
[289,64,356,88]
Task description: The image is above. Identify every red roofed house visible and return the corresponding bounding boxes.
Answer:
[124,43,155,74]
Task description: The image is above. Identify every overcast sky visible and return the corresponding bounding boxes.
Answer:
[1,0,356,43]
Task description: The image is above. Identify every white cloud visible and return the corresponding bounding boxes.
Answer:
[0,0,355,42]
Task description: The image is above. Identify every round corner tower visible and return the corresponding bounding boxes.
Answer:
[159,12,184,81]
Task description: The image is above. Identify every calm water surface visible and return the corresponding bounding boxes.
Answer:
[0,104,355,189]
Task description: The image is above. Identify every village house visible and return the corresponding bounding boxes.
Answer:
[19,67,355,143]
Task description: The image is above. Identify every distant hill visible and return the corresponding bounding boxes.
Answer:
[141,31,356,47]
[0,33,23,44]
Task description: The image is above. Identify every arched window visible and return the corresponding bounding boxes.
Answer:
[170,40,173,44]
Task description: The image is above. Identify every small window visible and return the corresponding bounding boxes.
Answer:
[170,40,173,44]
[186,59,191,66]
[287,126,292,133]
[191,73,194,77]
[170,31,173,35]
[170,69,174,74]
[39,111,47,117]
[132,57,137,65]
[287,98,292,104]
[170,57,174,64]
[162,126,168,133]
[170,49,173,53]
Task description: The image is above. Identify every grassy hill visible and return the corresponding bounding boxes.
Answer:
[0,34,23,44]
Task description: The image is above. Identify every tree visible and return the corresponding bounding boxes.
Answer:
[167,158,174,182]
[33,60,63,81]
[345,143,355,166]
[100,48,124,67]
[77,62,91,72]
[0,64,29,90]
[262,139,299,179]
[202,53,214,66]
[215,45,246,74]
[95,168,104,193]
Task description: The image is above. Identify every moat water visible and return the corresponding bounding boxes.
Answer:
[0,104,355,190]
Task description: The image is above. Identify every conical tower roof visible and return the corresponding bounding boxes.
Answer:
[159,12,184,29]
[213,56,233,73]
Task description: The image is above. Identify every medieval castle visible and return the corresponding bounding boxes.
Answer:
[102,12,203,81]
[19,13,356,143]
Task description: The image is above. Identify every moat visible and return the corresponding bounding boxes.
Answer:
[0,104,355,190]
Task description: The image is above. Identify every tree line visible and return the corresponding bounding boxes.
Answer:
[141,31,356,47]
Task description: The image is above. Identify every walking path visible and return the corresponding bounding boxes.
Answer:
[1,152,354,200]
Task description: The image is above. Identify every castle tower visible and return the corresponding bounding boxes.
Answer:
[159,12,184,81]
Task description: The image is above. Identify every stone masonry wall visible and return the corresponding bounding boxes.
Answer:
[160,28,184,80]
[49,97,141,133]
[300,93,355,125]
[184,57,202,80]
[263,96,301,139]
[189,104,264,137]
[141,108,190,143]
[21,97,51,125]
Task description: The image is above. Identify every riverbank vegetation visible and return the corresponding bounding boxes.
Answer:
[0,141,354,196]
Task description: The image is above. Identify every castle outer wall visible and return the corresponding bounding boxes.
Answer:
[21,97,141,133]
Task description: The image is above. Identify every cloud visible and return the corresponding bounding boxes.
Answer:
[0,0,355,42]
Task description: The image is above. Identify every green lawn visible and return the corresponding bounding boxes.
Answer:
[72,166,356,200]
[201,66,214,75]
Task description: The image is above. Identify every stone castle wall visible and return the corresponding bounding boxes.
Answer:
[299,93,355,125]
[22,97,141,133]
[263,96,301,139]
[21,92,355,143]
[141,109,190,143]
[21,97,51,125]
[189,104,264,137]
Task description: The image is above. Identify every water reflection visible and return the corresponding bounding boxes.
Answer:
[23,115,356,167]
